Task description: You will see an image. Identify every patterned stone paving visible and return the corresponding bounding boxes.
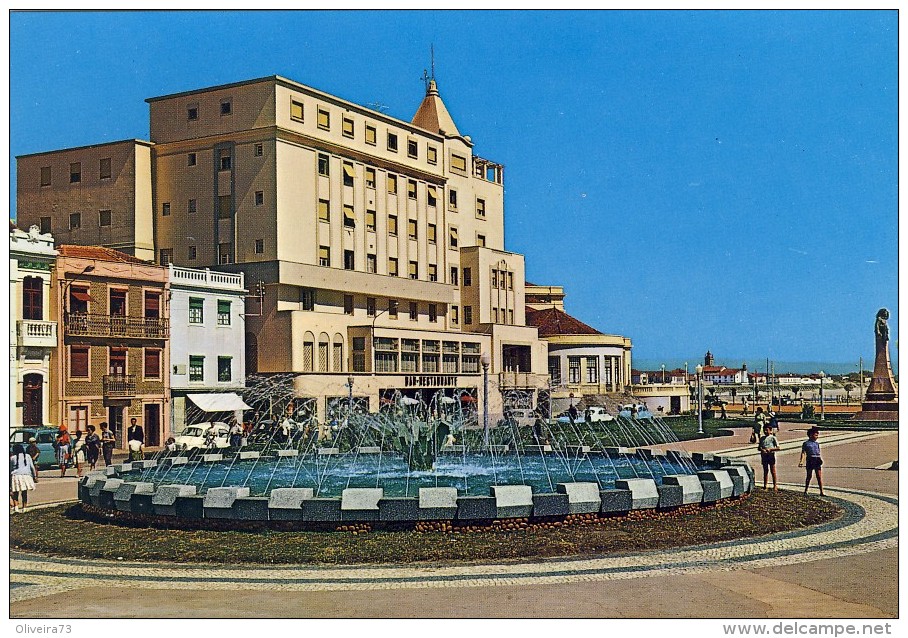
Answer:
[9,484,897,602]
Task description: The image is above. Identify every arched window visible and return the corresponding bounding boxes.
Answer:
[318,333,330,372]
[23,276,43,320]
[302,331,315,372]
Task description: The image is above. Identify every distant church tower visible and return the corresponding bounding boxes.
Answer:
[704,350,714,366]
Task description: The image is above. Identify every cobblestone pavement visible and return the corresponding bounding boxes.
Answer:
[8,427,898,618]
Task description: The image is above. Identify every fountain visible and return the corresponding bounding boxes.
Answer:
[79,374,753,527]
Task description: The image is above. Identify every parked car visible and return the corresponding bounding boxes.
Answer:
[173,422,230,451]
[506,408,538,428]
[9,427,59,469]
[556,406,613,424]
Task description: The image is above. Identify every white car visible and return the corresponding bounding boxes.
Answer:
[506,409,538,428]
[556,406,613,424]
[174,422,230,451]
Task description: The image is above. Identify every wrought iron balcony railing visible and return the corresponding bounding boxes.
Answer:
[103,374,136,397]
[65,313,169,339]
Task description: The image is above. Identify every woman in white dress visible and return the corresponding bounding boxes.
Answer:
[10,444,38,513]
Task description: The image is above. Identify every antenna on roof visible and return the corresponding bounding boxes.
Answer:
[421,44,436,91]
[431,43,435,81]
[366,102,389,113]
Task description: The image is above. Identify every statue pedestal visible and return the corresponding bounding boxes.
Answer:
[854,311,898,422]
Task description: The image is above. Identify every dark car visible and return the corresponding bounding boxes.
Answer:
[10,427,59,469]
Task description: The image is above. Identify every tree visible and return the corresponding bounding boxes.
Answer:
[790,386,801,401]
[844,383,856,403]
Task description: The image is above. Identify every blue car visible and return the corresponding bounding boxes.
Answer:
[10,427,60,469]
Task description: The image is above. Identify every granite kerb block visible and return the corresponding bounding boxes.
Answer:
[657,484,684,509]
[614,478,659,509]
[341,488,383,510]
[238,450,260,460]
[301,498,343,522]
[378,497,420,521]
[419,487,459,509]
[556,482,602,514]
[724,465,752,493]
[599,489,633,513]
[661,475,704,504]
[700,480,722,503]
[456,495,497,520]
[691,452,715,465]
[130,492,155,515]
[113,482,155,512]
[267,488,315,521]
[130,460,157,470]
[277,449,299,457]
[161,456,189,467]
[532,492,570,517]
[152,484,198,506]
[174,495,205,519]
[203,487,251,518]
[201,453,223,463]
[98,478,125,509]
[491,485,533,518]
[697,470,734,498]
[233,497,271,521]
[729,475,745,497]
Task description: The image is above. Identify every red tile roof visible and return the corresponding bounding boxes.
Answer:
[525,306,602,337]
[57,244,151,264]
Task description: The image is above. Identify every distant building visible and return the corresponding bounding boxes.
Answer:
[699,352,749,385]
[10,224,58,430]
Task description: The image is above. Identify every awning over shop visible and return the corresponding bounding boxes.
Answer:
[187,393,251,412]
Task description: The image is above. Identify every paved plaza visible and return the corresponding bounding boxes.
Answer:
[9,421,899,618]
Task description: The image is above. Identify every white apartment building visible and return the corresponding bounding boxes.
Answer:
[168,264,247,430]
[9,224,58,430]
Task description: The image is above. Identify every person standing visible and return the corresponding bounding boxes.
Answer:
[100,422,116,466]
[84,425,101,471]
[758,423,780,491]
[54,425,71,478]
[26,437,41,477]
[228,419,243,448]
[752,407,767,443]
[127,418,144,461]
[798,426,825,496]
[10,444,38,513]
[71,430,86,477]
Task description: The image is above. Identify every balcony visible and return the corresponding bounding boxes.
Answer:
[103,374,136,397]
[65,313,169,339]
[17,320,57,348]
[497,371,549,389]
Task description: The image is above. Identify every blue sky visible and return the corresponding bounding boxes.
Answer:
[8,10,898,370]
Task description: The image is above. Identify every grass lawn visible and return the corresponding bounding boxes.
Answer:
[10,490,840,565]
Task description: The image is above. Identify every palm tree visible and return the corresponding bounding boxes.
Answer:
[844,383,856,404]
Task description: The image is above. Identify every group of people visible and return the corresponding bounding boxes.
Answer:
[754,407,824,496]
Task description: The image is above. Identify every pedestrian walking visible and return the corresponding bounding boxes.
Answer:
[26,437,41,477]
[54,425,71,478]
[758,423,780,491]
[10,443,38,512]
[798,426,825,496]
[100,422,116,466]
[127,418,144,461]
[71,430,86,477]
[229,419,243,448]
[752,407,767,443]
[84,425,101,471]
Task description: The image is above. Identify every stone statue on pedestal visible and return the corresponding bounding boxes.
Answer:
[854,308,898,421]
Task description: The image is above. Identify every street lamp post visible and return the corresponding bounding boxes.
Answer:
[661,364,666,384]
[695,364,704,435]
[347,375,354,422]
[819,371,825,421]
[480,352,491,450]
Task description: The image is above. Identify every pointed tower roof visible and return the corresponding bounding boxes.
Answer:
[411,80,461,137]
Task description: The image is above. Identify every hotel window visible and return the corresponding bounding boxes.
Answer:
[218,243,233,265]
[70,162,81,183]
[477,234,486,247]
[451,306,459,324]
[343,162,355,187]
[333,343,343,372]
[507,272,514,289]
[451,154,467,173]
[108,347,127,375]
[409,302,418,321]
[187,106,198,120]
[427,146,437,165]
[187,153,197,166]
[217,300,231,326]
[388,257,398,276]
[290,99,304,122]
[255,191,264,206]
[549,357,561,385]
[301,288,315,311]
[387,132,398,152]
[317,107,330,130]
[162,202,171,216]
[254,143,263,157]
[68,286,89,314]
[366,297,376,317]
[69,212,81,230]
[427,185,437,207]
[188,298,204,324]
[318,199,330,222]
[218,357,232,382]
[476,198,486,217]
[343,205,355,228]
[366,209,376,231]
[493,308,499,323]
[586,357,599,384]
[318,153,330,176]
[464,306,473,325]
[365,167,376,188]
[99,158,111,180]
[428,264,437,282]
[318,246,330,267]
[407,179,417,199]
[366,253,376,273]
[353,338,366,372]
[388,214,398,235]
[218,195,231,219]
[40,217,51,234]
[428,304,437,323]
[342,117,354,138]
[365,124,376,145]
[408,261,418,280]
[463,267,472,286]
[388,299,398,319]
[442,353,458,374]
[70,346,90,378]
[302,341,314,372]
[401,350,418,373]
[99,210,112,227]
[508,309,513,324]
[254,239,264,254]
[568,357,581,384]
[159,248,173,266]
[188,245,197,260]
[448,189,458,210]
[387,174,397,195]
[407,139,418,159]
[344,250,355,270]
[450,267,459,286]
[144,349,161,379]
[407,219,417,240]
[220,100,232,116]
[344,294,354,315]
[22,277,43,321]
[40,167,51,186]
[427,223,437,244]
[491,270,498,288]
[188,198,197,214]
[449,226,458,248]
[219,149,232,171]
[189,356,204,382]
